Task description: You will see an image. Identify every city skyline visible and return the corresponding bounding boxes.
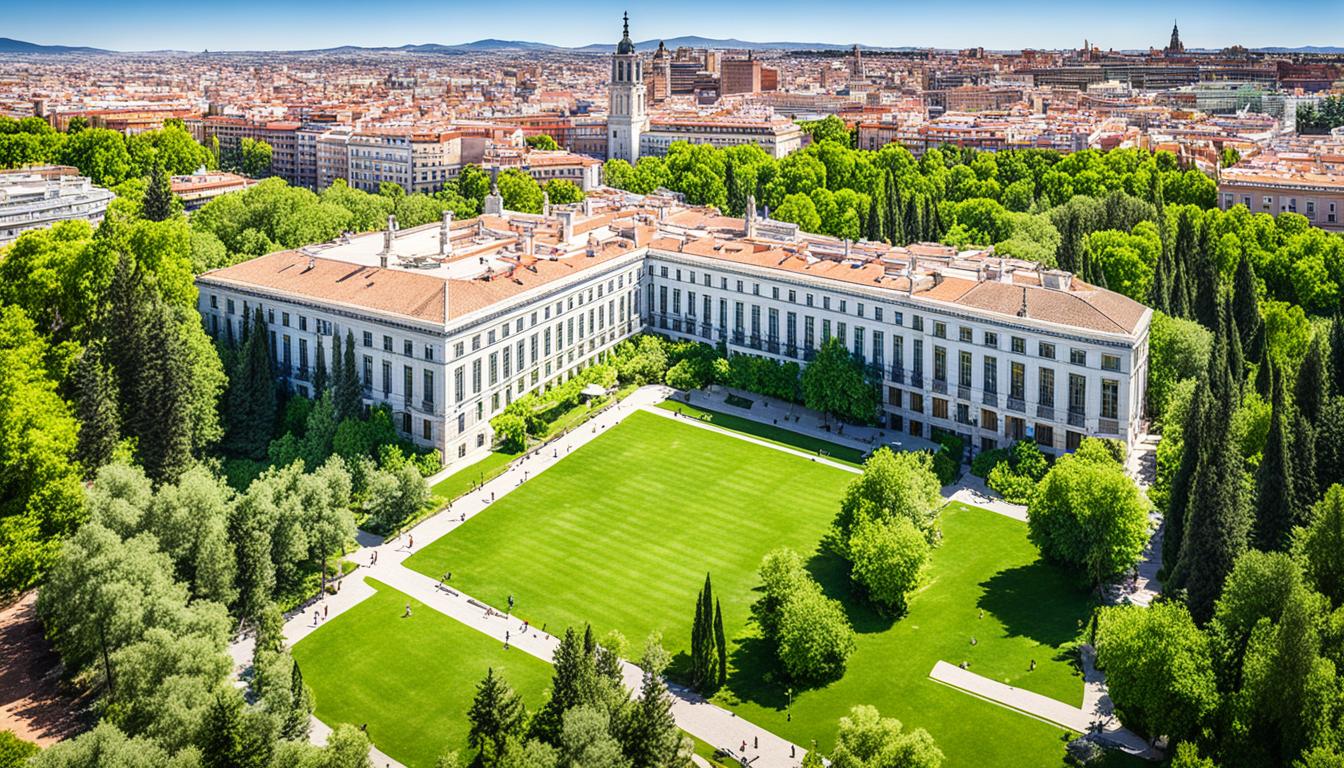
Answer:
[5,0,1344,53]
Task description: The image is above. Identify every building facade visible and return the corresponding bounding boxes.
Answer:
[0,166,114,245]
[196,191,1150,472]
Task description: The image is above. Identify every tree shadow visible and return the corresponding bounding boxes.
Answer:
[805,548,896,635]
[977,561,1093,648]
[721,633,793,710]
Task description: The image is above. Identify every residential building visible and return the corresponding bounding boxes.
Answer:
[0,166,113,245]
[170,171,256,212]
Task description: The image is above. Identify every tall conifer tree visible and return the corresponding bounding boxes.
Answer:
[1254,364,1296,552]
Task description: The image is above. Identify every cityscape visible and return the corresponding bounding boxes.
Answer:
[2,4,1344,768]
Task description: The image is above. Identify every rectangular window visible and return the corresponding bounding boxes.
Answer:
[934,346,947,382]
[1101,354,1120,372]
[959,326,973,343]
[958,350,972,388]
[1039,368,1055,407]
[1011,362,1025,400]
[1101,379,1119,420]
[423,370,435,404]
[1039,342,1055,359]
[983,356,997,393]
[1070,349,1087,366]
[933,321,947,339]
[932,398,949,419]
[363,331,373,348]
[1069,374,1087,414]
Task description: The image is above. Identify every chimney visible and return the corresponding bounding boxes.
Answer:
[745,193,757,238]
[583,196,594,217]
[558,209,575,243]
[524,231,534,257]
[843,238,851,259]
[439,210,454,256]
[542,190,551,217]
[382,214,396,255]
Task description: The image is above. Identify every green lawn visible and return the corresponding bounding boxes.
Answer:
[654,400,867,466]
[430,449,522,506]
[406,412,1099,766]
[291,578,554,768]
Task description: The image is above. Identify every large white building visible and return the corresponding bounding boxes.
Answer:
[196,190,1150,470]
[0,166,114,245]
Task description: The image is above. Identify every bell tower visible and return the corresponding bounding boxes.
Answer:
[608,11,647,164]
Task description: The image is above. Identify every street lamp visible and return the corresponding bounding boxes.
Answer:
[786,687,792,722]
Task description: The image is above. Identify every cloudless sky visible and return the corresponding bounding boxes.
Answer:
[6,0,1343,52]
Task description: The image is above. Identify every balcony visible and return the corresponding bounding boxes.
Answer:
[910,372,924,388]
[748,335,763,351]
[785,344,799,358]
[957,384,972,401]
[803,349,817,362]
[982,391,998,407]
[932,378,948,395]
[766,337,780,354]
[889,366,905,384]
[699,322,712,339]
[1006,396,1026,413]
[1036,404,1055,420]
[732,331,745,345]
[1098,418,1120,435]
[1067,409,1086,428]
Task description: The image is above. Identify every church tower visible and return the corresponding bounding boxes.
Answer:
[1165,21,1184,54]
[608,12,647,164]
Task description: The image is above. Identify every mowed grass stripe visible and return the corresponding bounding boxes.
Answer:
[292,578,554,768]
[406,410,852,657]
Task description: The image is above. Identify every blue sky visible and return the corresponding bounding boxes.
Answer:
[7,0,1343,52]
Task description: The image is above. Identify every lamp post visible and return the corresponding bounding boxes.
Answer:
[786,687,792,722]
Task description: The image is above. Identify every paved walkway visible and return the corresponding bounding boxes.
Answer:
[930,655,1158,759]
[230,385,808,768]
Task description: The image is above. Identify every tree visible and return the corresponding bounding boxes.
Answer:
[559,707,628,768]
[73,341,121,477]
[1254,364,1298,552]
[801,116,850,147]
[334,330,362,423]
[801,337,877,425]
[531,628,595,745]
[848,517,929,613]
[712,600,727,688]
[1300,485,1344,608]
[0,731,39,768]
[1027,439,1149,586]
[224,307,278,459]
[142,161,176,222]
[1297,335,1327,426]
[0,306,84,595]
[498,169,544,214]
[773,193,821,233]
[238,137,273,178]
[526,134,560,151]
[689,574,718,693]
[827,705,944,768]
[543,179,584,205]
[1146,312,1212,424]
[469,668,528,759]
[1093,602,1217,744]
[27,722,174,768]
[363,463,429,532]
[832,447,943,550]
[621,634,692,768]
[313,337,328,395]
[199,687,250,768]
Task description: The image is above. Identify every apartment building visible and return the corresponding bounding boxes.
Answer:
[1218,137,1344,233]
[721,56,763,96]
[0,166,114,245]
[170,171,256,212]
[641,118,805,158]
[195,190,1149,471]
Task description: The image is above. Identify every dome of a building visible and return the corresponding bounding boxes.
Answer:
[616,12,635,55]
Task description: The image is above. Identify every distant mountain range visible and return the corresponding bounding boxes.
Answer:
[0,37,110,54]
[1,35,1341,56]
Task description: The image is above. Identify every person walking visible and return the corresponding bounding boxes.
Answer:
[504,630,511,649]
[323,604,329,619]
[404,603,412,618]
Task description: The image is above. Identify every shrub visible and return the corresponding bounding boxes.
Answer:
[491,412,528,452]
[970,447,1010,478]
[752,548,856,683]
[984,440,1050,504]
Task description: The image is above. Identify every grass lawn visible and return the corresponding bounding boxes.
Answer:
[654,400,868,467]
[405,412,1102,765]
[430,449,522,506]
[291,577,554,768]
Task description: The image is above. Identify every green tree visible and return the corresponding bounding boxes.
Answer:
[238,137,273,178]
[622,634,691,768]
[801,337,877,425]
[224,307,278,459]
[526,134,560,151]
[363,463,429,532]
[1254,364,1298,551]
[689,574,718,693]
[73,341,121,477]
[1094,601,1217,744]
[142,161,176,222]
[334,330,362,422]
[827,705,944,768]
[832,446,943,550]
[0,731,39,768]
[313,337,328,395]
[848,517,929,613]
[498,169,544,214]
[773,193,821,233]
[468,668,528,759]
[1299,485,1344,608]
[712,600,727,688]
[1027,439,1149,586]
[543,179,584,205]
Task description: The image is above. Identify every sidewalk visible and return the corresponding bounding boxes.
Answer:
[229,384,808,768]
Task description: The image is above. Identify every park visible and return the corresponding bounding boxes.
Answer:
[289,391,1126,768]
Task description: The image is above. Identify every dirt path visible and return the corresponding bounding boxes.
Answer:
[0,592,89,746]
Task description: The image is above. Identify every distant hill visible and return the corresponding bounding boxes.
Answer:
[0,37,110,54]
[571,36,881,53]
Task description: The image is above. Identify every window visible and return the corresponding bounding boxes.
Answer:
[423,370,435,404]
[1068,374,1087,414]
[1035,424,1054,448]
[1070,349,1087,366]
[422,419,432,440]
[1101,379,1119,420]
[983,356,997,394]
[1039,342,1055,359]
[932,398,949,419]
[1101,354,1120,372]
[1011,337,1025,354]
[1011,362,1025,400]
[1039,368,1055,407]
[959,326,973,343]
[958,350,972,388]
[933,321,947,339]
[425,345,435,361]
[405,340,415,356]
[933,346,947,382]
[983,331,997,348]
[363,331,373,348]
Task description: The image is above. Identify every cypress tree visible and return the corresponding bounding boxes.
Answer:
[865,194,881,242]
[1232,254,1261,355]
[283,657,314,740]
[884,171,900,244]
[691,574,718,692]
[137,299,197,484]
[200,689,247,768]
[1162,382,1206,575]
[1193,216,1220,329]
[1224,300,1245,396]
[334,329,361,421]
[690,582,705,689]
[1330,310,1344,397]
[313,336,327,394]
[1254,364,1296,552]
[1296,336,1327,426]
[713,599,727,687]
[224,306,277,459]
[1292,409,1319,515]
[530,628,592,745]
[105,254,151,431]
[928,196,944,240]
[1149,246,1171,314]
[74,341,121,476]
[903,192,919,245]
[467,667,526,757]
[1314,396,1344,496]
[142,160,175,222]
[1168,390,1251,625]
[1254,329,1273,399]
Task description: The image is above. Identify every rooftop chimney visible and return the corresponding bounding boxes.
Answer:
[542,190,551,217]
[745,193,757,238]
[583,196,594,217]
[843,238,851,259]
[439,210,454,256]
[558,209,575,243]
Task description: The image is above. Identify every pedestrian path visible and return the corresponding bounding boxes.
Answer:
[929,657,1158,759]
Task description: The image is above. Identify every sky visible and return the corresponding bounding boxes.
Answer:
[6,0,1343,52]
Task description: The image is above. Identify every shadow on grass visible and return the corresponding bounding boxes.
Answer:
[722,634,793,710]
[977,562,1093,648]
[806,548,896,635]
